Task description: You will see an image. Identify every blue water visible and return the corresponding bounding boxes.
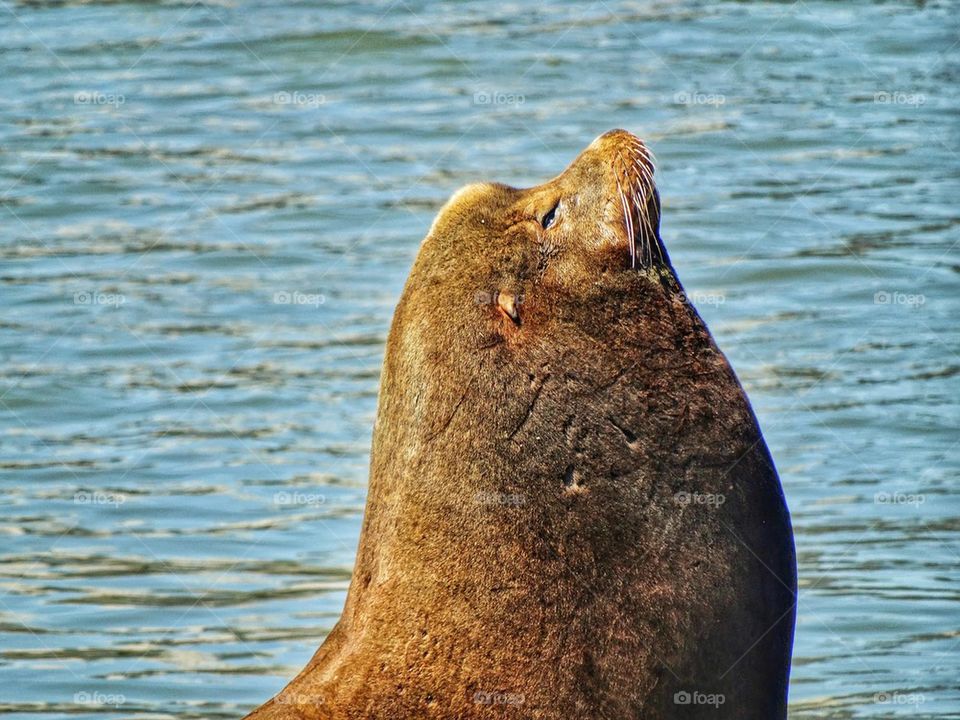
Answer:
[1,1,957,717]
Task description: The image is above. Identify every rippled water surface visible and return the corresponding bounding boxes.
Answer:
[1,1,958,717]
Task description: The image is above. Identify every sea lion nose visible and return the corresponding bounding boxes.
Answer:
[589,128,641,149]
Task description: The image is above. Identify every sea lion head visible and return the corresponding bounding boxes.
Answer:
[413,129,670,333]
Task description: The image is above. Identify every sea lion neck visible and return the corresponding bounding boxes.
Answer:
[356,266,720,592]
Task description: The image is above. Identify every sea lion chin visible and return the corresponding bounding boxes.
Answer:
[244,129,797,720]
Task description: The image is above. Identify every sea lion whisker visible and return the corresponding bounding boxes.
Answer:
[635,162,655,193]
[614,151,638,267]
[636,183,664,267]
[635,141,657,168]
[634,190,648,267]
[617,151,652,269]
[617,145,660,269]
[637,190,655,267]
[629,158,646,185]
[629,158,654,197]
[629,140,656,170]
[616,177,636,268]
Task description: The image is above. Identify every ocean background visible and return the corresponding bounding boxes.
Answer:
[1,1,957,717]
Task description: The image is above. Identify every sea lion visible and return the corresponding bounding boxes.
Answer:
[245,129,796,720]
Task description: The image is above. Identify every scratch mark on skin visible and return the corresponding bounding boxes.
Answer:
[427,389,468,441]
[607,415,638,445]
[508,374,551,441]
[596,362,638,392]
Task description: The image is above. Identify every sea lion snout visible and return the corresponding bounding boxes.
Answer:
[587,127,643,150]
[565,129,664,269]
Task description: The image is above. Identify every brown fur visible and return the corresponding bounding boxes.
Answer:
[244,130,796,720]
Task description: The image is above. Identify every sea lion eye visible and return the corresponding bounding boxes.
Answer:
[541,202,559,229]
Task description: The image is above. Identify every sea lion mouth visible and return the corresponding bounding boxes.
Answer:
[608,132,662,269]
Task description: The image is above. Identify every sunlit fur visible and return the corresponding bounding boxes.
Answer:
[244,130,796,720]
